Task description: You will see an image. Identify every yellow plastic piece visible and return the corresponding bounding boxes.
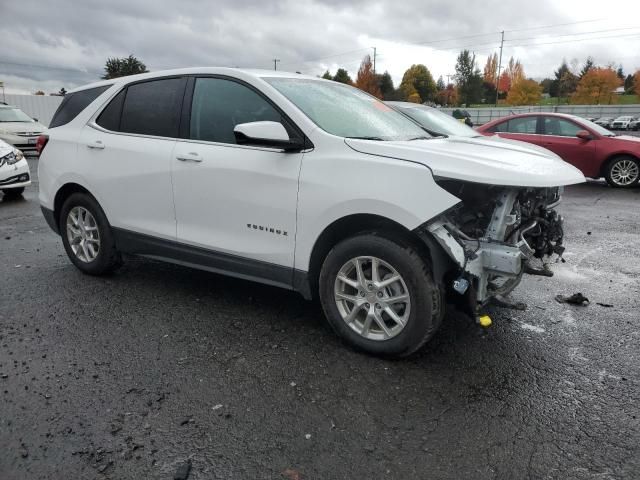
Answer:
[478,315,492,328]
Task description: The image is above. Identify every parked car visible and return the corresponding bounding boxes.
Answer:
[629,118,640,131]
[0,104,46,155]
[594,117,614,129]
[477,113,640,187]
[0,138,31,198]
[388,102,566,158]
[611,116,635,130]
[38,68,584,357]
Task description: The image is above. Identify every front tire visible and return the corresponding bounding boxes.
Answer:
[319,234,443,358]
[59,193,122,275]
[604,156,640,188]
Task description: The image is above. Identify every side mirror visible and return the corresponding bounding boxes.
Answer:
[576,130,592,140]
[233,121,304,152]
[33,118,38,122]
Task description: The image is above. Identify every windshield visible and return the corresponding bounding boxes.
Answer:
[264,78,429,141]
[393,104,479,137]
[0,107,34,123]
[572,116,616,136]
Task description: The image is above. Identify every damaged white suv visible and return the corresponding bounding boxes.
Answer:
[38,69,585,357]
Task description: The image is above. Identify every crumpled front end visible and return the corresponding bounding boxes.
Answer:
[416,180,565,316]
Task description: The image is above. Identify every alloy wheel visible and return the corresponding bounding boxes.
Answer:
[610,159,639,186]
[334,256,411,341]
[66,206,101,263]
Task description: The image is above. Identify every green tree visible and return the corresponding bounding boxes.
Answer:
[399,64,436,103]
[102,55,149,80]
[579,57,594,79]
[616,66,624,80]
[550,60,578,100]
[436,75,445,91]
[377,71,395,99]
[539,78,553,94]
[332,68,352,84]
[321,70,333,80]
[624,74,635,93]
[454,50,483,105]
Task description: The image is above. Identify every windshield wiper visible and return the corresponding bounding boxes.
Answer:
[346,136,384,141]
[407,135,434,140]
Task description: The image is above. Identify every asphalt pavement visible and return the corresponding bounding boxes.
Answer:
[1,158,639,479]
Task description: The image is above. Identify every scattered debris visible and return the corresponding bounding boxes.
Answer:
[282,468,302,480]
[212,404,223,410]
[555,293,589,306]
[304,434,311,440]
[290,381,297,387]
[179,416,193,426]
[587,231,592,235]
[174,459,192,480]
[596,302,613,308]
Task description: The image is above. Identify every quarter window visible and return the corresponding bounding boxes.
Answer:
[189,77,282,144]
[49,85,110,128]
[119,78,186,138]
[96,89,126,131]
[543,117,581,137]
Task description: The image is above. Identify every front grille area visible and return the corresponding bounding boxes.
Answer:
[0,173,30,186]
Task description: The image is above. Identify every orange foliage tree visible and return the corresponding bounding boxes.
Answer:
[497,71,511,94]
[634,70,640,96]
[571,68,621,104]
[435,85,458,106]
[506,79,542,106]
[355,55,382,98]
[483,53,498,86]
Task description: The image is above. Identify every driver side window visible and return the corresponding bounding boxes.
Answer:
[190,78,282,144]
[543,117,581,137]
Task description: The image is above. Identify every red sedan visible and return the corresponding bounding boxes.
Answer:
[477,113,640,188]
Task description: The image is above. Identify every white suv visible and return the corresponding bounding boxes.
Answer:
[38,68,584,357]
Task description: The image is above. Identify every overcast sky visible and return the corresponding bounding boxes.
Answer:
[1,0,639,94]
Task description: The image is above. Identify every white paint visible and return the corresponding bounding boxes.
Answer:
[520,323,546,334]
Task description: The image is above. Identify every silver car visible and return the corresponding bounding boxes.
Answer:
[0,104,46,155]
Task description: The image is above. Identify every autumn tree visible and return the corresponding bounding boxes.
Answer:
[483,53,498,86]
[505,57,525,87]
[399,64,436,103]
[333,68,353,84]
[634,71,640,96]
[34,90,45,95]
[435,84,458,106]
[102,55,148,79]
[454,50,483,105]
[506,79,542,106]
[571,68,621,104]
[355,55,382,98]
[497,71,511,96]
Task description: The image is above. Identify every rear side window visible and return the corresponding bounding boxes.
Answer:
[491,116,537,134]
[189,77,281,144]
[96,89,126,131]
[49,85,110,128]
[119,78,186,138]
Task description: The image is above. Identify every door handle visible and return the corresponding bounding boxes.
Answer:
[176,152,202,163]
[87,140,105,150]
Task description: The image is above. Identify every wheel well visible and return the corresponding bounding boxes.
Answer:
[600,153,639,177]
[305,214,434,299]
[53,183,93,229]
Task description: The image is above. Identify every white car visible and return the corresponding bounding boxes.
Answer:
[611,116,635,130]
[0,104,47,155]
[0,138,31,198]
[38,68,585,357]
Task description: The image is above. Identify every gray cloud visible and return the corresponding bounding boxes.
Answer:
[1,0,638,94]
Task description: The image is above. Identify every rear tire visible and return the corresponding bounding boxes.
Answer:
[604,156,640,188]
[59,193,122,275]
[318,233,443,358]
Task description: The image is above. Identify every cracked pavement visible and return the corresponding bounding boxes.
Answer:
[1,159,639,479]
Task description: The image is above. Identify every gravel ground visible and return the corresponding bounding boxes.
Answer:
[1,159,639,480]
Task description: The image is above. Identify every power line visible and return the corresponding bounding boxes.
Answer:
[504,19,601,33]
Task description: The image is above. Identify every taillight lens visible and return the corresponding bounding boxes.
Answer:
[36,134,49,155]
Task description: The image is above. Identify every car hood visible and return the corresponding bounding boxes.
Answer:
[0,139,13,157]
[0,122,46,134]
[345,136,586,187]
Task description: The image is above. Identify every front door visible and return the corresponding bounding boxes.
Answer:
[539,116,596,173]
[171,77,304,285]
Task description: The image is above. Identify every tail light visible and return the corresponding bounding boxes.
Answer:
[36,134,49,155]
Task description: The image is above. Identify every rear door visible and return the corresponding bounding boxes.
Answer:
[539,116,596,172]
[78,76,187,239]
[170,76,304,284]
[490,116,544,146]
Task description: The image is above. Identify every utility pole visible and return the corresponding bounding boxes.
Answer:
[273,59,280,71]
[372,47,377,75]
[495,30,504,106]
